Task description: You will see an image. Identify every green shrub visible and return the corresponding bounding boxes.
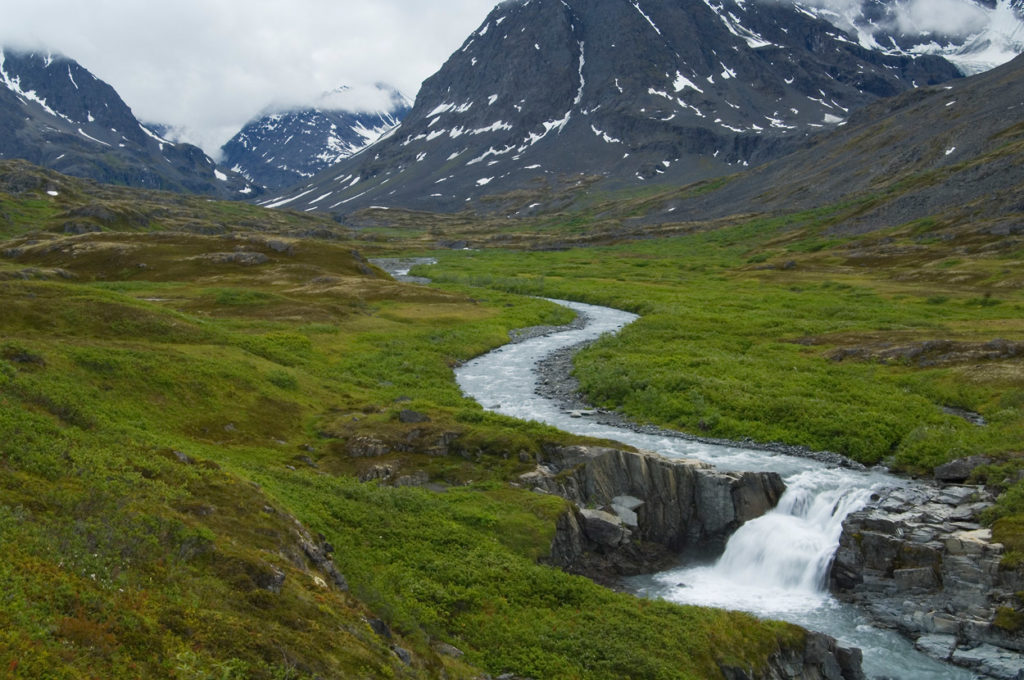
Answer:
[265,369,298,391]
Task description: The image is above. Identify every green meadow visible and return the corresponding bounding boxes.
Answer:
[0,228,804,679]
[422,212,1024,559]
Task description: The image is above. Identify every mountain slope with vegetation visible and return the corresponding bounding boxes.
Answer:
[340,53,1023,253]
[267,0,961,215]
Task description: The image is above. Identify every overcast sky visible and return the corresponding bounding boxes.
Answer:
[0,0,499,154]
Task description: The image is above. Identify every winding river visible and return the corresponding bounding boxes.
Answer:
[453,299,978,680]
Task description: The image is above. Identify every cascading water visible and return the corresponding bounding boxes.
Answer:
[716,476,874,592]
[629,469,882,616]
[451,298,978,680]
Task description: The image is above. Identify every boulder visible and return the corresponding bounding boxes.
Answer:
[611,495,643,528]
[915,634,957,660]
[359,464,395,482]
[579,509,631,548]
[398,409,431,424]
[348,436,392,457]
[391,646,413,666]
[934,456,993,483]
[951,644,1024,680]
[720,632,865,680]
[432,642,464,659]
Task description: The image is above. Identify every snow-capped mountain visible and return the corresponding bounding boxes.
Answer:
[263,0,963,215]
[793,0,1024,75]
[0,48,256,198]
[222,85,412,191]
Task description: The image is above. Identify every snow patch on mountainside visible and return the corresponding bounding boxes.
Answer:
[262,0,974,214]
[0,51,73,124]
[222,84,411,191]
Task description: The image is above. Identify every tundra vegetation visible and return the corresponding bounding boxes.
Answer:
[0,163,805,679]
[1,160,1021,677]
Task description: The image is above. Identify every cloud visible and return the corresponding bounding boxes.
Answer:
[896,0,989,36]
[0,0,498,154]
[757,0,1011,45]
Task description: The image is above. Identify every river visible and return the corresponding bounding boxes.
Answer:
[453,298,979,680]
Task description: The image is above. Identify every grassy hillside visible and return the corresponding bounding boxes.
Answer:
[0,171,810,679]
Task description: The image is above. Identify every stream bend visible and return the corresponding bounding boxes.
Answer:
[455,298,976,680]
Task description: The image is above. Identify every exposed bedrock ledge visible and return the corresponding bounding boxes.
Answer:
[525,444,786,577]
[721,631,866,680]
[830,483,1024,679]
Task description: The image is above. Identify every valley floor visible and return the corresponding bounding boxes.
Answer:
[1,161,1022,678]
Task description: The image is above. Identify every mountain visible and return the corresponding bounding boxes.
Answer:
[221,85,412,192]
[262,0,963,215]
[0,48,257,198]
[462,52,1023,245]
[797,0,1024,76]
[642,51,1024,235]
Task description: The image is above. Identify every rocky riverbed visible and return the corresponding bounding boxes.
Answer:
[832,484,1024,679]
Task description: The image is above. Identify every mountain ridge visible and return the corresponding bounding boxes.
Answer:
[0,48,257,198]
[263,0,963,215]
[645,50,1024,235]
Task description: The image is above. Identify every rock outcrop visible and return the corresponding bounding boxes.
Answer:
[526,445,785,576]
[721,632,865,680]
[830,483,1024,679]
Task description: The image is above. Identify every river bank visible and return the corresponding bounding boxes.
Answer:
[375,259,1021,678]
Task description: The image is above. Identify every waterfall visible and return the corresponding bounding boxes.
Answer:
[712,472,877,593]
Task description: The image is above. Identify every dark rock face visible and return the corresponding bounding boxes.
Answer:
[830,483,1024,679]
[222,86,411,191]
[721,631,865,680]
[530,444,786,574]
[0,49,255,198]
[269,0,961,214]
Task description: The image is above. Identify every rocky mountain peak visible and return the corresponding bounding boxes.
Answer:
[221,84,412,192]
[264,0,963,215]
[0,47,255,197]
